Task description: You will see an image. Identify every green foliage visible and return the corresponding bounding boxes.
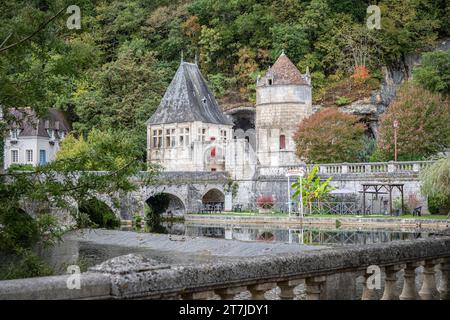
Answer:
[377,83,450,161]
[335,96,352,106]
[413,50,450,94]
[0,128,158,278]
[78,199,120,229]
[420,157,450,214]
[0,249,53,280]
[291,165,334,209]
[358,136,377,162]
[133,214,143,226]
[224,180,239,198]
[57,129,146,171]
[145,193,170,232]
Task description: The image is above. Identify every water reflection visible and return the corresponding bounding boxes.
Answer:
[159,222,429,246]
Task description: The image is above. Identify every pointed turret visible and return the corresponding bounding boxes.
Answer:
[257,52,310,87]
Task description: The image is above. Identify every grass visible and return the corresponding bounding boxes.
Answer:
[189,212,450,220]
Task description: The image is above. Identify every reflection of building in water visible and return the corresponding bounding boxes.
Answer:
[183,224,428,246]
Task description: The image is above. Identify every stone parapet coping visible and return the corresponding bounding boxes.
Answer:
[0,236,449,300]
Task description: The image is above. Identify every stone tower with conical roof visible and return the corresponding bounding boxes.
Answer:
[255,52,312,166]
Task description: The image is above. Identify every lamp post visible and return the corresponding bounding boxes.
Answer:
[299,169,305,219]
[287,173,291,217]
[393,119,399,162]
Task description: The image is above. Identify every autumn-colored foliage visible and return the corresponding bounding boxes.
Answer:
[352,65,370,80]
[376,83,450,161]
[293,108,366,163]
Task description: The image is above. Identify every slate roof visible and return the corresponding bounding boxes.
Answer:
[147,62,233,126]
[8,108,71,138]
[258,52,310,86]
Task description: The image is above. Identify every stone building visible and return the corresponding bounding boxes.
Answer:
[3,108,70,169]
[146,52,310,178]
[255,51,312,166]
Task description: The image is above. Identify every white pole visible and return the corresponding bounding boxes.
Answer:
[300,176,304,219]
[287,174,291,217]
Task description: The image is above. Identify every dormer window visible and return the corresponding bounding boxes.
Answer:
[47,129,55,140]
[59,131,65,139]
[202,97,207,104]
[10,129,19,140]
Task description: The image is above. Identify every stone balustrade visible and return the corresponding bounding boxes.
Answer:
[258,160,435,177]
[0,236,449,300]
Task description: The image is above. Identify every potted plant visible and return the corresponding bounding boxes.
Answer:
[256,195,274,214]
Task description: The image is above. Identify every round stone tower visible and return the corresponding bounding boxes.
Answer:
[255,52,312,166]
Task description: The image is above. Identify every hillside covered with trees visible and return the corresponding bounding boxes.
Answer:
[1,0,449,155]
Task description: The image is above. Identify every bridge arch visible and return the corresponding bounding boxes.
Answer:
[145,192,186,217]
[78,197,120,228]
[202,188,225,205]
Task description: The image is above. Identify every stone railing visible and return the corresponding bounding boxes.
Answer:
[258,160,435,177]
[0,236,449,300]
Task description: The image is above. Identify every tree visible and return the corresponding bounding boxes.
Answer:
[376,82,450,161]
[420,157,450,214]
[0,128,159,279]
[413,50,450,95]
[291,165,334,214]
[293,108,366,163]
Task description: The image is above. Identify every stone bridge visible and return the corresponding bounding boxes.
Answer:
[114,171,231,220]
[38,160,435,222]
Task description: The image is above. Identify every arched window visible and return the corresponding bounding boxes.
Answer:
[279,135,286,150]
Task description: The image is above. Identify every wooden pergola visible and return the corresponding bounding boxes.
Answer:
[361,183,404,216]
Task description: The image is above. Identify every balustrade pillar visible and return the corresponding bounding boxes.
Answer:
[215,286,247,300]
[381,265,403,300]
[399,262,422,300]
[439,258,450,300]
[181,291,215,300]
[248,283,276,300]
[419,259,440,300]
[361,271,378,300]
[305,276,326,300]
[277,279,304,300]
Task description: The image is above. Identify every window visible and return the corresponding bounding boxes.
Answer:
[47,129,55,140]
[165,128,176,147]
[59,131,65,139]
[198,128,206,142]
[39,150,47,165]
[179,128,190,146]
[279,135,286,150]
[152,129,163,148]
[220,130,227,141]
[26,149,33,163]
[268,78,273,85]
[11,150,18,163]
[10,129,19,140]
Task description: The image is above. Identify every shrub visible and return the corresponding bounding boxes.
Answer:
[377,83,450,161]
[293,108,366,163]
[413,50,450,94]
[335,96,351,106]
[256,195,274,209]
[420,157,450,214]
